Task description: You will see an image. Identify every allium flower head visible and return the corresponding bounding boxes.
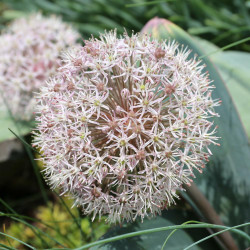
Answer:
[33,30,220,223]
[0,13,79,120]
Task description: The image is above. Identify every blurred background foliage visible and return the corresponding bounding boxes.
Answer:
[0,0,250,249]
[0,0,250,51]
[0,197,109,248]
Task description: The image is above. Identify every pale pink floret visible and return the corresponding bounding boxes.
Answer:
[33,31,220,223]
[0,13,79,120]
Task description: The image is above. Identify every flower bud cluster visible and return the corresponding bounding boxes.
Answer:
[0,13,79,120]
[33,30,220,223]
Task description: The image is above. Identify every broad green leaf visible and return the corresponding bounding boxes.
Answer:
[142,17,250,249]
[214,51,250,139]
[192,37,250,139]
[0,103,33,141]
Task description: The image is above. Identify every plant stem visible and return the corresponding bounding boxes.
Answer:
[75,222,250,250]
[183,183,238,250]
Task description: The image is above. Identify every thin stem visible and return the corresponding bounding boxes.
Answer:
[0,242,16,250]
[0,92,48,203]
[184,222,250,250]
[0,232,35,250]
[8,128,41,155]
[75,222,250,250]
[161,220,201,250]
[183,183,238,249]
[126,0,175,7]
[199,37,250,59]
[0,212,73,248]
[55,192,84,243]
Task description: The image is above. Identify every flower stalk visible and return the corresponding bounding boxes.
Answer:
[184,183,238,249]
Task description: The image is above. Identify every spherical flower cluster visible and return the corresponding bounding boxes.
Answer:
[0,13,80,120]
[33,31,220,223]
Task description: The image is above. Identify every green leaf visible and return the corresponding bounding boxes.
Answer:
[142,17,250,249]
[187,26,218,35]
[0,103,33,142]
[33,0,61,13]
[1,10,27,20]
[192,37,250,139]
[90,210,218,250]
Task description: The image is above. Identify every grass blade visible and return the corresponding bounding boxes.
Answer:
[126,0,174,8]
[0,232,35,250]
[55,192,84,243]
[161,220,203,250]
[200,36,250,59]
[184,224,250,249]
[75,223,250,250]
[8,128,41,155]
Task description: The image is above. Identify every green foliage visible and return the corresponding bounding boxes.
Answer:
[0,104,33,141]
[193,37,250,139]
[0,198,109,249]
[85,214,250,250]
[0,0,250,51]
[0,1,250,249]
[90,211,213,250]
